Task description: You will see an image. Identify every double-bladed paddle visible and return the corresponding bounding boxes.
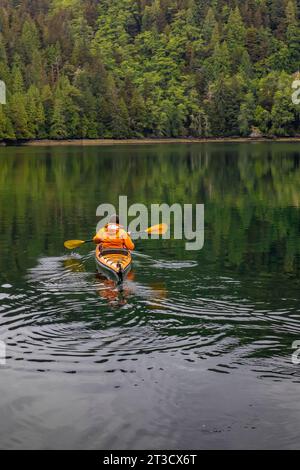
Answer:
[64,223,168,250]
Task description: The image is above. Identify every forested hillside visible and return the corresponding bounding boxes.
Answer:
[0,0,299,140]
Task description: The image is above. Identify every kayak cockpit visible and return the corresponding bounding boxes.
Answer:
[95,246,132,282]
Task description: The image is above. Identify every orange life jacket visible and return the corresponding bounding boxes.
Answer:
[93,223,135,251]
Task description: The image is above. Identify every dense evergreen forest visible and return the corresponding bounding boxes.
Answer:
[0,0,299,140]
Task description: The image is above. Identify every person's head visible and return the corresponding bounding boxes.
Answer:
[109,214,120,224]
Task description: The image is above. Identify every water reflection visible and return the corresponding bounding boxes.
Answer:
[95,272,135,306]
[1,143,300,278]
[0,245,298,382]
[1,143,300,448]
[0,143,299,375]
[0,144,300,374]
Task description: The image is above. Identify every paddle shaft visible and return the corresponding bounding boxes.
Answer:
[64,224,167,249]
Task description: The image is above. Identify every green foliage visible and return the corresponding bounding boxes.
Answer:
[238,92,256,136]
[0,105,15,140]
[206,75,245,136]
[255,105,271,134]
[26,85,46,138]
[9,93,33,139]
[0,0,299,140]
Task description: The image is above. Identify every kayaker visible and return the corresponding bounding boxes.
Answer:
[93,214,135,251]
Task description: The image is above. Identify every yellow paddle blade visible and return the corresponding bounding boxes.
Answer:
[145,223,168,235]
[64,239,86,250]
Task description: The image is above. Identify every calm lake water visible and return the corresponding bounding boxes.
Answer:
[0,142,300,449]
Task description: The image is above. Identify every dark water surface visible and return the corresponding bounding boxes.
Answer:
[0,143,300,449]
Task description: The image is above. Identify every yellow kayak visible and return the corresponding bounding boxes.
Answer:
[95,245,132,282]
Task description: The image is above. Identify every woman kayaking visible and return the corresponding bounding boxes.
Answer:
[64,219,167,283]
[93,214,135,282]
[93,214,135,251]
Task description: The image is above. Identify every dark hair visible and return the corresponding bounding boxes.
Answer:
[109,214,119,224]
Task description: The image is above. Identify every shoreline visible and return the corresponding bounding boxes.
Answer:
[2,137,300,146]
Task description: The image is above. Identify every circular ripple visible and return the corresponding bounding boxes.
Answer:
[0,253,299,379]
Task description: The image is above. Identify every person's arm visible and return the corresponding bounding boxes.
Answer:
[93,235,101,244]
[124,233,135,251]
[93,227,105,244]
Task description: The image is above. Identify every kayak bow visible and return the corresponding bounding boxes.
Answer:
[95,246,132,283]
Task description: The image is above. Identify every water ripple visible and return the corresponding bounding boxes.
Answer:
[0,254,298,381]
